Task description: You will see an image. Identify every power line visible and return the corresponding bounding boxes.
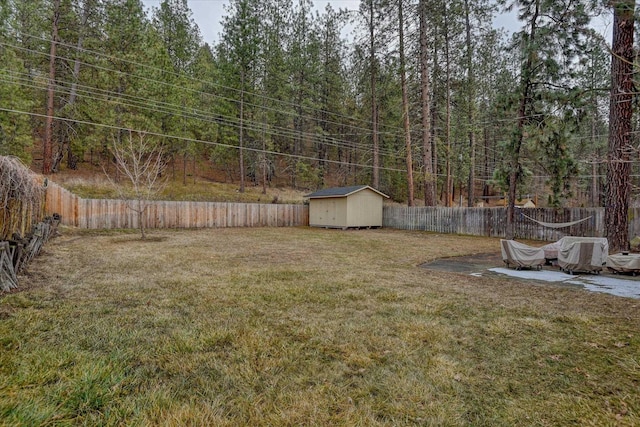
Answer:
[0,39,408,157]
[11,32,408,138]
[0,106,411,173]
[12,29,602,140]
[0,70,405,160]
[1,29,618,188]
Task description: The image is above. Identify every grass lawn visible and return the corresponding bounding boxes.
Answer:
[54,174,308,205]
[1,227,638,426]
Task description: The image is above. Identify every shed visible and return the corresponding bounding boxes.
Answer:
[305,185,389,229]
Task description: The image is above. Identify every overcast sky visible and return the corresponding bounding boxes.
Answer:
[141,0,360,45]
[141,0,612,47]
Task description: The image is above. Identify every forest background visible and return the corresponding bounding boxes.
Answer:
[0,0,631,211]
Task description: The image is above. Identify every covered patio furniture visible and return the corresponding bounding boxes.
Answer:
[500,239,545,270]
[557,237,608,274]
[541,240,562,263]
[607,253,640,275]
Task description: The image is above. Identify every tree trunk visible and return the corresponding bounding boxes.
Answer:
[262,99,268,195]
[52,1,86,174]
[464,0,476,207]
[369,1,379,189]
[431,18,440,205]
[183,154,187,185]
[482,126,491,200]
[138,200,146,240]
[261,60,268,195]
[444,5,452,207]
[420,0,435,206]
[506,0,539,240]
[591,161,598,207]
[239,70,246,193]
[399,0,414,206]
[589,51,600,208]
[605,1,635,252]
[43,0,60,175]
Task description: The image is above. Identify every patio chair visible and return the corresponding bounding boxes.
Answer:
[500,239,545,270]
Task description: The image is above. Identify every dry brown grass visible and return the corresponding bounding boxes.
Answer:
[53,172,308,205]
[1,227,638,426]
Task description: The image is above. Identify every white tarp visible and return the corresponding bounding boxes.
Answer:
[500,239,546,269]
[557,237,608,274]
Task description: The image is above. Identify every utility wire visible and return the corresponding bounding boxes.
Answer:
[0,40,410,157]
[0,70,405,159]
[11,32,409,137]
[0,106,412,173]
[3,31,617,182]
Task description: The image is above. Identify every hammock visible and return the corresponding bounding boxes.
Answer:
[519,212,593,229]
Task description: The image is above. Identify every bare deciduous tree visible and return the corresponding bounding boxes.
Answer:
[108,131,167,239]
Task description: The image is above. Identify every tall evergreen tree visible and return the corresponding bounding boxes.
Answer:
[256,0,292,190]
[52,0,105,171]
[477,29,516,202]
[0,0,34,161]
[152,0,202,183]
[190,43,220,157]
[497,0,596,239]
[606,1,635,252]
[42,0,60,174]
[398,0,414,206]
[315,5,349,187]
[152,0,201,73]
[573,33,609,207]
[419,0,436,206]
[218,0,261,192]
[93,0,164,174]
[365,0,381,189]
[287,0,321,189]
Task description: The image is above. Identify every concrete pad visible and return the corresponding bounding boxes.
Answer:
[489,268,640,299]
[567,276,640,299]
[422,253,640,299]
[488,267,574,282]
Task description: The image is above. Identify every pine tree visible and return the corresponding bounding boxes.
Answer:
[287,0,321,189]
[0,2,34,161]
[315,5,350,187]
[152,0,201,73]
[419,0,436,205]
[218,0,261,192]
[398,0,414,206]
[53,0,105,171]
[606,1,635,252]
[152,0,202,183]
[42,0,60,174]
[497,0,596,239]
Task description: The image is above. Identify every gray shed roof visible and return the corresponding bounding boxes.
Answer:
[305,185,389,199]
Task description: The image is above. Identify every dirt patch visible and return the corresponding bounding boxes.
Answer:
[110,235,169,244]
[421,252,504,275]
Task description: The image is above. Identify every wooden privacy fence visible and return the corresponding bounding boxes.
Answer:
[383,206,617,242]
[45,181,640,240]
[45,182,308,229]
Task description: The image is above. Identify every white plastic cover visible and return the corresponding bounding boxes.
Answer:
[500,239,546,269]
